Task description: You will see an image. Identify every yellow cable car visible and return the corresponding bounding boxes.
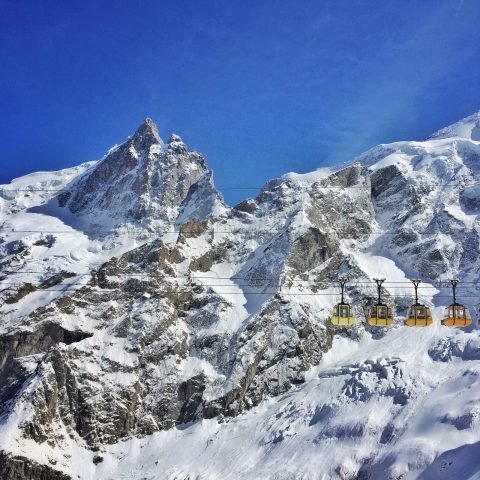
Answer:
[330,278,356,325]
[367,278,394,326]
[405,279,432,327]
[442,279,472,327]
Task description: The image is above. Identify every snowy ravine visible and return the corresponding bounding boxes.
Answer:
[1,112,480,480]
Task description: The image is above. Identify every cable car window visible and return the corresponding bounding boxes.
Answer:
[416,308,425,318]
[456,307,464,318]
[340,306,349,317]
[378,306,387,319]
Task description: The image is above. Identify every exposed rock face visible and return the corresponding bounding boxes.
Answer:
[361,139,480,282]
[0,322,92,374]
[64,118,223,227]
[1,115,480,478]
[234,198,258,214]
[0,225,334,452]
[0,452,70,480]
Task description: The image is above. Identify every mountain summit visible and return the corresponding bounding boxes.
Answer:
[429,110,480,141]
[132,117,164,148]
[62,119,224,228]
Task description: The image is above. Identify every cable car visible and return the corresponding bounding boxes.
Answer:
[442,279,472,327]
[330,278,356,325]
[367,278,394,326]
[405,279,432,327]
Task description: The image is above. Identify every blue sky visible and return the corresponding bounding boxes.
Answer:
[1,0,480,204]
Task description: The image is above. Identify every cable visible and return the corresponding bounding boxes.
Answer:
[0,286,476,297]
[0,282,478,297]
[1,282,472,291]
[0,268,480,289]
[1,272,477,285]
[0,229,476,235]
[0,230,235,234]
[0,282,474,291]
[0,183,466,193]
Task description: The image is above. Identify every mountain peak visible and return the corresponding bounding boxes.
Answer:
[61,119,220,226]
[429,110,480,141]
[168,133,187,154]
[131,118,163,150]
[168,133,183,143]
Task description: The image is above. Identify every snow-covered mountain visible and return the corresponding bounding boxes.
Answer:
[1,112,480,480]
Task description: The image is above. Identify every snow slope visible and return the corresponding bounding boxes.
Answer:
[92,325,480,480]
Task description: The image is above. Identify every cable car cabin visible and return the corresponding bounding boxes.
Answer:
[442,304,472,327]
[367,304,394,326]
[330,303,356,326]
[405,304,432,327]
[406,280,431,326]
